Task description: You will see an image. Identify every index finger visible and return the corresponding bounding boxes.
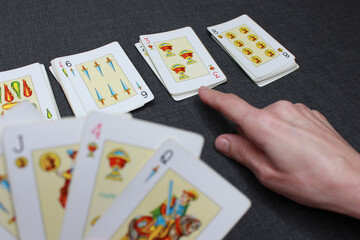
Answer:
[198,87,259,128]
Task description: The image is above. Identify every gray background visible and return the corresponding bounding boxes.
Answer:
[1,0,359,239]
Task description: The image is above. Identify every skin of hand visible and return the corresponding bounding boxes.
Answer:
[198,86,360,219]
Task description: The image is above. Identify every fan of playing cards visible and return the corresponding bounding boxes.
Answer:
[49,42,154,117]
[208,15,299,86]
[0,103,250,240]
[136,27,227,101]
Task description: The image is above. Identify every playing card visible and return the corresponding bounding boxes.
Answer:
[0,63,60,119]
[60,112,204,240]
[140,27,226,97]
[86,139,251,240]
[135,42,201,101]
[49,65,87,117]
[0,102,43,240]
[208,15,298,82]
[51,42,154,115]
[3,117,85,240]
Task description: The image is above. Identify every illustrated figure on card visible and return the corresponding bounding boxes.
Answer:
[57,149,77,208]
[122,182,201,240]
[117,170,220,240]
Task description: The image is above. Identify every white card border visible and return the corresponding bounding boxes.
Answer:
[208,15,295,78]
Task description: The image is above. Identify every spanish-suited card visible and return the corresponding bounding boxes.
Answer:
[51,42,154,115]
[139,27,226,98]
[87,139,251,240]
[3,117,85,240]
[0,63,60,119]
[0,102,43,240]
[208,15,299,85]
[60,112,204,240]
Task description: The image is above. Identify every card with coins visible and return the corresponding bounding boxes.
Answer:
[208,15,299,86]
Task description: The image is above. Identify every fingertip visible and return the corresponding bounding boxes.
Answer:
[215,136,230,154]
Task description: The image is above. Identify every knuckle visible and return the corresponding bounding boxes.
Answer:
[312,110,327,120]
[256,167,277,184]
[295,103,310,111]
[269,100,298,119]
[273,100,294,111]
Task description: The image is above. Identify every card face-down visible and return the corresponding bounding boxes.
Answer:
[60,112,204,240]
[86,140,251,240]
[0,63,60,119]
[208,15,297,80]
[51,42,154,115]
[3,118,85,240]
[140,27,226,96]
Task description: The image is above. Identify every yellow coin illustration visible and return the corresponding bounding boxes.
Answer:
[239,27,249,34]
[251,56,262,64]
[15,157,28,168]
[218,35,223,39]
[234,40,244,47]
[265,49,275,57]
[278,48,283,52]
[40,152,60,172]
[226,32,236,39]
[256,42,266,49]
[242,48,253,55]
[248,34,258,41]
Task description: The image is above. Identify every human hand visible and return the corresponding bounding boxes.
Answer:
[198,87,360,219]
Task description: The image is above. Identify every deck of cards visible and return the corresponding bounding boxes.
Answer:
[208,15,299,86]
[137,27,227,101]
[50,42,154,117]
[0,103,250,240]
[0,63,60,120]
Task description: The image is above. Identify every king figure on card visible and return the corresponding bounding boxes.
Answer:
[122,181,200,240]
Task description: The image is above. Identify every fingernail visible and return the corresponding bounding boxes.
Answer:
[215,138,230,153]
[199,86,209,92]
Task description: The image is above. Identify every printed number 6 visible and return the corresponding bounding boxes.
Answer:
[283,52,290,58]
[66,61,72,67]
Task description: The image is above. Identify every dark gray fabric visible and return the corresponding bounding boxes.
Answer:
[1,0,359,239]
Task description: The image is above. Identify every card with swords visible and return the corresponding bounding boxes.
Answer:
[50,42,154,116]
[86,139,251,240]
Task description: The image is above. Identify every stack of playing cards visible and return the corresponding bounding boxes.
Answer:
[136,27,227,101]
[49,42,154,117]
[208,15,299,86]
[0,63,60,119]
[0,103,250,240]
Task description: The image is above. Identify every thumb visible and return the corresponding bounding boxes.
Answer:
[215,134,271,175]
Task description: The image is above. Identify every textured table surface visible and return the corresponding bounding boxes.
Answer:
[1,0,359,239]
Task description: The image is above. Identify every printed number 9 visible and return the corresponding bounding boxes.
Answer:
[283,52,290,58]
[66,61,72,67]
[141,91,148,98]
[160,150,173,165]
